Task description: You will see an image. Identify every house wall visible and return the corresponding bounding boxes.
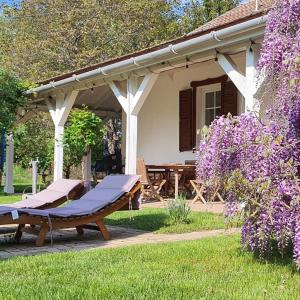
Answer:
[135,59,244,164]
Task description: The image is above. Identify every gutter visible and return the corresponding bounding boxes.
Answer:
[28,15,267,95]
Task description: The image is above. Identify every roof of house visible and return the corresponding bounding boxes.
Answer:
[38,0,274,86]
[190,0,274,35]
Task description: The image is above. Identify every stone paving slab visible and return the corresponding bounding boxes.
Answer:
[0,224,239,259]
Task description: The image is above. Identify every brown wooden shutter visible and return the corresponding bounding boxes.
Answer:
[221,80,238,116]
[179,89,194,152]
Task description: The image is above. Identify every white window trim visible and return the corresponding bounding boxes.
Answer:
[196,83,221,144]
[204,90,222,126]
[201,83,221,127]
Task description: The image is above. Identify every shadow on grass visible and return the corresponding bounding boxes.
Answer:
[235,242,298,272]
[105,212,170,232]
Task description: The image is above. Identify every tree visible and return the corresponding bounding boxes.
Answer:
[0,0,239,82]
[13,113,54,184]
[0,68,28,186]
[64,106,105,178]
[174,0,240,34]
[0,0,180,82]
[103,118,122,156]
[202,0,240,22]
[0,69,28,131]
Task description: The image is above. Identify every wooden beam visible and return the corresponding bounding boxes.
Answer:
[131,73,158,115]
[57,90,79,126]
[109,81,128,113]
[217,54,247,98]
[17,109,39,124]
[45,99,56,123]
[191,75,228,88]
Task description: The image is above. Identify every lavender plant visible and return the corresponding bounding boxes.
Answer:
[196,0,300,268]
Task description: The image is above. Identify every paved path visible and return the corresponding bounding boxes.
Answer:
[0,225,239,259]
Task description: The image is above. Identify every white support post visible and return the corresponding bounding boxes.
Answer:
[46,90,79,181]
[82,150,92,182]
[245,45,260,113]
[53,124,64,181]
[31,160,38,194]
[125,76,139,175]
[109,73,158,174]
[4,135,14,194]
[218,47,261,113]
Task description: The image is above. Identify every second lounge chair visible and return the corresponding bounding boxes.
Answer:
[1,179,84,209]
[0,175,141,246]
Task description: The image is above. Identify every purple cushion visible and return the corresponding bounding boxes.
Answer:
[9,190,65,209]
[47,179,82,194]
[20,175,140,218]
[95,175,140,191]
[1,179,82,209]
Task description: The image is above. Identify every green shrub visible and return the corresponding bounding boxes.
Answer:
[167,194,191,224]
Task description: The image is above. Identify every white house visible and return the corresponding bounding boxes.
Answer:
[5,0,274,192]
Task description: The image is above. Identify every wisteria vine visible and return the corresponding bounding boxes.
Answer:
[196,0,300,268]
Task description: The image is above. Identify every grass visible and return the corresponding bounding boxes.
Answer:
[12,165,35,186]
[0,193,20,204]
[104,207,227,233]
[0,235,298,299]
[0,165,46,200]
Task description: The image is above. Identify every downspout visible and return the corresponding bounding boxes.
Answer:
[28,15,267,95]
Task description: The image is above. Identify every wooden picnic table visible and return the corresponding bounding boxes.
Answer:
[146,164,196,199]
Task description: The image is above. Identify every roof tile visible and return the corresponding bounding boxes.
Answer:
[190,0,274,35]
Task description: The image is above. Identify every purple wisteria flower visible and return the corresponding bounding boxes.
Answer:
[197,0,300,269]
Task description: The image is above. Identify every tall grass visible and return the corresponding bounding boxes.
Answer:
[167,194,191,224]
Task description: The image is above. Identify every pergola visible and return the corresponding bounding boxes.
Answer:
[4,14,267,193]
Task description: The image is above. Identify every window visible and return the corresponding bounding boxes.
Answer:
[204,90,221,126]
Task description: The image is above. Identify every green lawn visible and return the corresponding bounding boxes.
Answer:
[1,165,46,195]
[0,193,20,204]
[105,207,227,233]
[0,235,298,299]
[0,165,47,203]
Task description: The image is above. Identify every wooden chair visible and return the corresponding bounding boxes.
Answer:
[136,158,166,202]
[190,180,224,204]
[178,160,196,197]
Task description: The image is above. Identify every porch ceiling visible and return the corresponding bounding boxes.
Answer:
[75,85,121,116]
[27,84,121,119]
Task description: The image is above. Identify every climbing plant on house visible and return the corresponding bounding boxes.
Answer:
[196,0,300,269]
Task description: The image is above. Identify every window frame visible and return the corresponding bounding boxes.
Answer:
[204,89,222,126]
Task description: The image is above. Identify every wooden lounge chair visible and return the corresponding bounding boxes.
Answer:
[0,175,141,246]
[190,180,224,204]
[2,179,84,209]
[136,158,166,202]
